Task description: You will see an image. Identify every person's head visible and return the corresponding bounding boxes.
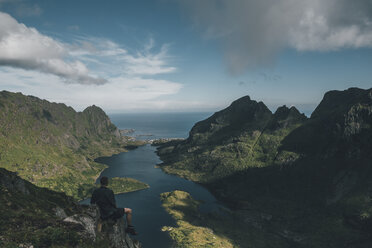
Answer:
[100,176,109,187]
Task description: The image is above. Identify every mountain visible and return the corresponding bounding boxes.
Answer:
[281,87,372,158]
[157,95,307,182]
[0,167,141,248]
[0,91,139,198]
[157,87,372,247]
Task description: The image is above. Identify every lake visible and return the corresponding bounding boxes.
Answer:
[81,112,226,247]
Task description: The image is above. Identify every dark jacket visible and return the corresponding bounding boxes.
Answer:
[91,186,117,220]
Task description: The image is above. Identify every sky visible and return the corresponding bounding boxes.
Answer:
[0,0,371,115]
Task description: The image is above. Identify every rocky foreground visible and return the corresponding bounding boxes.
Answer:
[0,168,141,248]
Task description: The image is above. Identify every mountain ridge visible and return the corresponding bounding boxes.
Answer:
[0,90,141,198]
[157,94,307,182]
[156,87,372,247]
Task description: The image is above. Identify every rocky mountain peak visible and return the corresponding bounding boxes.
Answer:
[187,95,272,144]
[281,87,372,158]
[267,105,307,130]
[311,87,372,119]
[274,105,305,119]
[229,95,251,106]
[227,95,269,115]
[83,105,106,115]
[81,105,119,137]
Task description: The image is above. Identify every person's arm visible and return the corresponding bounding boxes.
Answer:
[90,190,97,205]
[109,189,117,208]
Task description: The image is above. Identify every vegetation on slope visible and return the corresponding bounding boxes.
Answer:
[80,177,149,199]
[0,168,112,248]
[0,91,145,199]
[157,96,307,183]
[160,190,234,248]
[157,88,372,247]
[160,190,290,248]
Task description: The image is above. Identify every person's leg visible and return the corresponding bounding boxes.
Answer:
[124,208,138,235]
[110,208,125,221]
[97,218,102,232]
[124,208,132,226]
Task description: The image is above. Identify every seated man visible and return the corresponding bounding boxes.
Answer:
[91,176,137,235]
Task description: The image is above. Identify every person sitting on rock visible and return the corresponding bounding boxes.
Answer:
[91,176,138,235]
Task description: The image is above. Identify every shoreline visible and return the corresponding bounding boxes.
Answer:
[79,182,150,202]
[76,141,148,201]
[80,143,149,201]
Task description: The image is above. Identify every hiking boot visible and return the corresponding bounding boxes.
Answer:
[125,225,138,235]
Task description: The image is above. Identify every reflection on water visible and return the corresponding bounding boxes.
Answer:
[81,145,226,248]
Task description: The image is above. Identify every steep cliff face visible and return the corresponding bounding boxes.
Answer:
[0,91,127,198]
[81,105,121,139]
[0,168,141,248]
[157,88,372,247]
[188,96,273,145]
[281,87,372,159]
[157,96,307,182]
[267,105,307,130]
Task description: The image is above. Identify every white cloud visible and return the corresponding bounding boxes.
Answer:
[0,12,184,111]
[0,11,178,87]
[180,0,372,74]
[0,11,106,84]
[70,36,176,76]
[290,8,372,51]
[122,44,176,75]
[0,67,183,111]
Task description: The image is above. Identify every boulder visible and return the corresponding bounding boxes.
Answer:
[63,205,141,248]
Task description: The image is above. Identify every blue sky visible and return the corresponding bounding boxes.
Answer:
[0,0,371,115]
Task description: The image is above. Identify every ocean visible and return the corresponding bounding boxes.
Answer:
[109,112,213,140]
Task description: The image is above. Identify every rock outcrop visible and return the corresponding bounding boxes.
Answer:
[0,168,141,248]
[99,217,141,248]
[281,87,372,159]
[63,205,141,248]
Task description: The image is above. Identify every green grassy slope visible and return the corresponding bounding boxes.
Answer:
[81,177,149,199]
[157,88,372,247]
[0,91,141,199]
[157,96,307,182]
[160,190,289,248]
[0,168,112,248]
[160,190,234,248]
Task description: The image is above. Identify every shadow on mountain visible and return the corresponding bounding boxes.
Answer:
[157,87,372,247]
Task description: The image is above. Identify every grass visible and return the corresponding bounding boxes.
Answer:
[157,124,301,184]
[79,177,150,199]
[0,91,146,247]
[109,177,149,194]
[0,91,148,200]
[0,168,92,247]
[156,89,372,247]
[0,168,142,248]
[160,190,293,248]
[160,190,234,248]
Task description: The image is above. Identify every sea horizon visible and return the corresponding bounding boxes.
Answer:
[109,112,214,140]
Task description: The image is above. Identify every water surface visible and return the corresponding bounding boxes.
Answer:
[109,112,212,140]
[82,145,224,247]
